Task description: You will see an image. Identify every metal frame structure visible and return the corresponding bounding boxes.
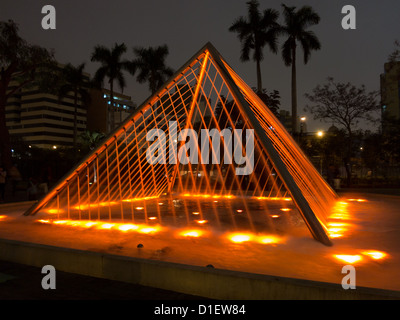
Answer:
[25,43,336,246]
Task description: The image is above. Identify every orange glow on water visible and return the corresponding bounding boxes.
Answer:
[334,255,363,264]
[227,232,281,244]
[327,222,349,227]
[122,196,158,202]
[100,223,114,229]
[236,209,243,213]
[329,213,351,220]
[257,235,282,245]
[53,220,68,225]
[148,217,157,220]
[73,202,118,211]
[182,193,235,200]
[271,215,280,218]
[0,215,6,220]
[257,197,292,201]
[329,234,343,239]
[334,250,389,264]
[179,230,204,238]
[280,208,291,212]
[362,251,387,260]
[46,209,64,214]
[228,233,252,243]
[36,219,160,234]
[347,199,367,203]
[118,224,139,231]
[327,200,354,238]
[195,220,208,224]
[138,227,159,234]
[328,227,345,233]
[85,222,98,227]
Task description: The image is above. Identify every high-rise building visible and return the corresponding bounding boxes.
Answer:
[380,61,400,124]
[5,80,88,149]
[5,66,135,149]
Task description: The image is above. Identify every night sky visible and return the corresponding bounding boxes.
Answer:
[1,0,400,131]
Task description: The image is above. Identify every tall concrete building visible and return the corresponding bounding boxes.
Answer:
[380,61,400,123]
[5,81,88,149]
[5,67,135,149]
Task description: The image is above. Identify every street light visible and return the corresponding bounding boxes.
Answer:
[316,131,324,174]
[300,117,306,132]
[299,117,307,144]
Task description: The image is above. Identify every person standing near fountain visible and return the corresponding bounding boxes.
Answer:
[0,166,6,203]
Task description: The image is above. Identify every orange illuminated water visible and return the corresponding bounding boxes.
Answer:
[2,192,399,292]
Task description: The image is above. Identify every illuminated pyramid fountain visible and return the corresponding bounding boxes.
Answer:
[25,43,337,246]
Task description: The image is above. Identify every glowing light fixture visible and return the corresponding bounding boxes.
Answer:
[228,234,252,243]
[179,230,203,238]
[138,227,158,234]
[257,235,281,244]
[362,251,387,260]
[100,223,114,229]
[195,220,208,224]
[334,254,362,264]
[118,224,139,232]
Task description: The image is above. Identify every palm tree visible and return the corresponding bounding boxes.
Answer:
[0,20,54,170]
[132,45,174,95]
[280,4,321,135]
[79,130,105,151]
[90,43,135,133]
[229,0,280,93]
[58,63,90,148]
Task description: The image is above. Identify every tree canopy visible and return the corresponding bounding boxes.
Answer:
[0,20,55,170]
[132,45,174,95]
[229,0,280,93]
[305,77,379,136]
[91,43,135,132]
